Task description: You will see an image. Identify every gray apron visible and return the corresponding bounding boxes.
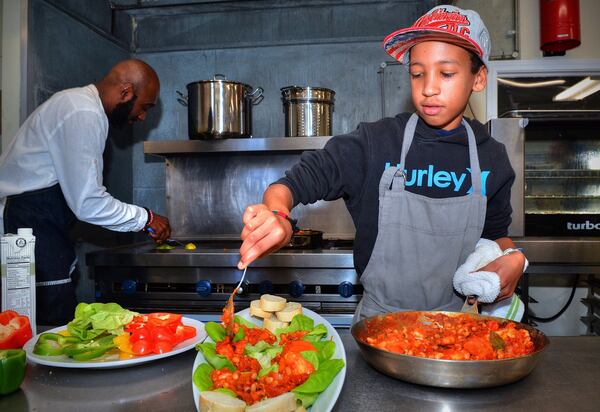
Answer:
[354,113,487,323]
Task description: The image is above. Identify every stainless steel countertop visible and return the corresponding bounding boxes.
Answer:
[2,332,599,412]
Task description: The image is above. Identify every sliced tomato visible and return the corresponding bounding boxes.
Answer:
[130,326,151,343]
[124,321,146,333]
[131,339,152,356]
[150,326,176,345]
[282,340,317,354]
[174,325,196,343]
[146,313,182,327]
[153,340,175,354]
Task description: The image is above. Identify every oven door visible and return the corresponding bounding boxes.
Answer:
[495,73,600,238]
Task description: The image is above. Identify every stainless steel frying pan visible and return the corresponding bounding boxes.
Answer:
[351,310,549,388]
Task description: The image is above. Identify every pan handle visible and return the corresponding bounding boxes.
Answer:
[461,295,479,314]
[176,90,188,107]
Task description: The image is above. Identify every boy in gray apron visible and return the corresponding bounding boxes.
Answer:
[237,5,527,323]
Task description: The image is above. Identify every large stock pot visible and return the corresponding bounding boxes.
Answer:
[351,310,549,388]
[281,86,335,137]
[177,74,263,139]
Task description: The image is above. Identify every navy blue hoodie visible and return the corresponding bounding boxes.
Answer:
[277,112,515,275]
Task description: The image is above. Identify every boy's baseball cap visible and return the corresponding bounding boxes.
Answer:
[383,5,491,67]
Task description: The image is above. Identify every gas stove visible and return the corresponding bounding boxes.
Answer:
[86,239,360,327]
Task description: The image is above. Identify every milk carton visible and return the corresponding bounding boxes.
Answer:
[1,228,36,335]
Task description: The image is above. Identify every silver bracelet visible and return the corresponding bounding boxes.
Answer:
[503,247,529,272]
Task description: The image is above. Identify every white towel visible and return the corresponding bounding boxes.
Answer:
[453,238,525,321]
[453,239,503,303]
[481,294,525,321]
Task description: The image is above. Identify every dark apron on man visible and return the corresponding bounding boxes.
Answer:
[4,183,78,325]
[354,113,487,323]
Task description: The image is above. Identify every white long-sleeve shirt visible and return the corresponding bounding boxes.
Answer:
[0,84,148,234]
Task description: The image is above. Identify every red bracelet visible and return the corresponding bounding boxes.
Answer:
[144,207,154,228]
[272,210,298,231]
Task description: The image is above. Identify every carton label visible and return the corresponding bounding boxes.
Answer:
[1,231,36,334]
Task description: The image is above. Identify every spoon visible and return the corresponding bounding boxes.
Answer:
[224,267,247,337]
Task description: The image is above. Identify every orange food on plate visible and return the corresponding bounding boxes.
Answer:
[362,312,534,360]
[210,323,315,404]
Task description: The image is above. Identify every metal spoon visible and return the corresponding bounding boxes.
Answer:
[224,267,247,337]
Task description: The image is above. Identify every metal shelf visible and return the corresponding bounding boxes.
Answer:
[144,136,332,155]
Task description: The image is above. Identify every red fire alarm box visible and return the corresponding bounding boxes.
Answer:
[540,0,581,56]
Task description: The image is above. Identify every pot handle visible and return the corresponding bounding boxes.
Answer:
[213,74,227,81]
[247,87,264,105]
[176,90,188,107]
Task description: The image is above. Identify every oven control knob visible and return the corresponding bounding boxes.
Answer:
[258,280,273,295]
[122,279,137,295]
[338,281,354,298]
[195,280,212,297]
[289,280,304,298]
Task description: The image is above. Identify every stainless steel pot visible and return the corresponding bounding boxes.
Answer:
[177,74,263,139]
[351,310,549,388]
[281,86,335,137]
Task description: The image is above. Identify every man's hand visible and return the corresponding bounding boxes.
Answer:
[238,204,293,269]
[477,251,525,302]
[146,213,171,242]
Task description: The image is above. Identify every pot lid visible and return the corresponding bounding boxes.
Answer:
[187,74,252,89]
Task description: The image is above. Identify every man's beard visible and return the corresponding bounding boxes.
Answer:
[108,95,137,128]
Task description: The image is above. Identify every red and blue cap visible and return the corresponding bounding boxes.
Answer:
[383,5,491,67]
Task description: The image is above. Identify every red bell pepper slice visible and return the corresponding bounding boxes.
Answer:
[124,312,196,356]
[146,313,182,327]
[0,310,33,350]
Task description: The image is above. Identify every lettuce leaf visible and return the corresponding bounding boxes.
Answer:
[244,341,271,354]
[234,315,256,329]
[233,327,245,343]
[275,314,315,335]
[205,322,226,343]
[214,388,237,397]
[300,350,319,370]
[294,392,319,408]
[258,364,278,379]
[193,363,214,391]
[293,358,345,394]
[197,342,236,371]
[67,302,137,340]
[310,340,336,363]
[302,324,328,342]
[248,345,283,369]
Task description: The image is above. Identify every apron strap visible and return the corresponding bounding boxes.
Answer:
[378,166,401,198]
[462,119,483,195]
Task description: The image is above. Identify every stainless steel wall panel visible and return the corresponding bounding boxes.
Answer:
[165,154,355,238]
[128,1,436,52]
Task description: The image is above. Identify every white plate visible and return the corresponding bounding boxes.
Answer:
[23,317,206,369]
[192,308,346,412]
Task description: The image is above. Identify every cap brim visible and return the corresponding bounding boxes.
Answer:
[383,27,485,64]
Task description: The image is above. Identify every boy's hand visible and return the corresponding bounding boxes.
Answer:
[477,252,526,302]
[238,204,294,269]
